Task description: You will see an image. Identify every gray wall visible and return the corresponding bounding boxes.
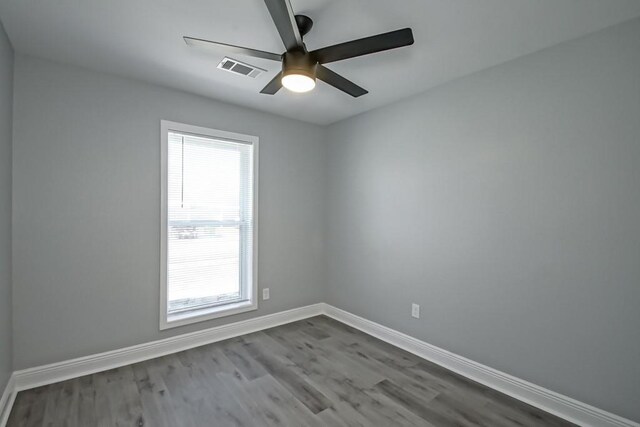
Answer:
[0,20,13,393]
[326,18,640,422]
[12,55,327,369]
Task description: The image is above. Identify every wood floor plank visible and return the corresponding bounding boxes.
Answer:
[6,316,577,426]
[92,365,145,427]
[255,335,429,427]
[315,374,425,426]
[316,402,373,427]
[309,316,421,367]
[243,340,332,414]
[298,320,332,340]
[322,335,443,400]
[263,325,386,389]
[76,376,97,426]
[6,385,47,427]
[216,373,286,426]
[131,362,180,427]
[423,392,500,427]
[149,355,201,427]
[374,379,450,425]
[188,371,255,427]
[221,340,269,380]
[483,396,575,426]
[41,379,80,427]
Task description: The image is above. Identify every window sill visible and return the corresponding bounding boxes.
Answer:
[160,299,257,330]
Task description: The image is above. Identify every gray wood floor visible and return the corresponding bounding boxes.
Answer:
[8,316,576,426]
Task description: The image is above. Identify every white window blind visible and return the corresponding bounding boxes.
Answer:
[163,123,256,326]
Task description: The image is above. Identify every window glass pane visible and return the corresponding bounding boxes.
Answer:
[167,131,252,314]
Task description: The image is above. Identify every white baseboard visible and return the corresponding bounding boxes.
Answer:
[322,303,639,427]
[0,374,16,427]
[4,302,638,427]
[12,303,323,393]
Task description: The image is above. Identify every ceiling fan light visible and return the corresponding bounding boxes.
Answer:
[281,73,316,93]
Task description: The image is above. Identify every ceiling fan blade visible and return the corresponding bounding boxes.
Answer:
[263,0,303,51]
[184,36,282,62]
[260,72,283,94]
[310,28,414,64]
[316,65,368,98]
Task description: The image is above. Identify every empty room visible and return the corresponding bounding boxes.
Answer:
[0,0,639,426]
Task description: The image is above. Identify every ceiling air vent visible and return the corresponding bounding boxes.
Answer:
[217,57,266,78]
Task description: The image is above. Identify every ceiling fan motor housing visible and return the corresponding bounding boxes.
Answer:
[282,51,317,81]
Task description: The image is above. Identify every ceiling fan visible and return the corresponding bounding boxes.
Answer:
[184,0,414,97]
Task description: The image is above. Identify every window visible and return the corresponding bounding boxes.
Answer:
[160,121,258,329]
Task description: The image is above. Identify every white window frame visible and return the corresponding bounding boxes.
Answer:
[160,120,259,330]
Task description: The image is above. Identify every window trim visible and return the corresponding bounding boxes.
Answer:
[160,120,259,330]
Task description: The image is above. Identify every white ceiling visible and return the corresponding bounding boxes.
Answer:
[2,0,640,125]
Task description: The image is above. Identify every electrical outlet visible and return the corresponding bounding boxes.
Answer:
[262,288,270,300]
[411,303,420,319]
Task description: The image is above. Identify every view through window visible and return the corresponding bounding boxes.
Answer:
[163,123,256,326]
